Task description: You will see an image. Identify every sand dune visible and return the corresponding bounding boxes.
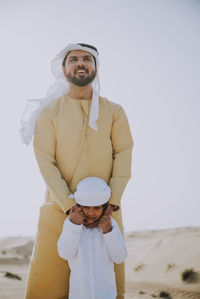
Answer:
[0,227,200,298]
[0,237,33,299]
[125,227,200,298]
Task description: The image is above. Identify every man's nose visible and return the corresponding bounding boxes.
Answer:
[76,59,85,67]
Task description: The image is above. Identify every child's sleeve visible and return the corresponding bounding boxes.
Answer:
[57,217,83,260]
[103,218,127,264]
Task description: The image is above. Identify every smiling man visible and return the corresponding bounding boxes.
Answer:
[63,50,96,87]
[24,43,133,299]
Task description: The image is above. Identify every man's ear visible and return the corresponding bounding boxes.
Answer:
[62,66,66,77]
[94,67,97,78]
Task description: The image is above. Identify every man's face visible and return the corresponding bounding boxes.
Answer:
[63,50,96,87]
[81,205,104,226]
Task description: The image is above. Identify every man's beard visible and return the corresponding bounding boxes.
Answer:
[66,68,96,87]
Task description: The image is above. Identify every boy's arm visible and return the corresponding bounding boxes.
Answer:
[57,218,82,260]
[102,219,127,264]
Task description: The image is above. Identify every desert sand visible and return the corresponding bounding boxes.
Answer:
[0,227,200,299]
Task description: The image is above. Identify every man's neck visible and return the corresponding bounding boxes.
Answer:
[68,84,93,100]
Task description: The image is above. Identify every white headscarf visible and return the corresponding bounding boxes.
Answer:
[20,43,100,145]
[69,177,111,206]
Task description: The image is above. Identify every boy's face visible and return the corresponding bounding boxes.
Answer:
[81,205,104,226]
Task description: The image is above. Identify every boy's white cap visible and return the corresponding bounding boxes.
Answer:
[69,177,111,206]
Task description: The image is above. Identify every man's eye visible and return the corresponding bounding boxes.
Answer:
[70,58,77,62]
[84,57,92,62]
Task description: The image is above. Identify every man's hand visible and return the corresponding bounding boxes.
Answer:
[98,215,112,234]
[104,204,115,216]
[69,206,85,225]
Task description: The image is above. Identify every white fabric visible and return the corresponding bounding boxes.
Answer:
[20,43,100,145]
[57,217,127,299]
[69,177,111,206]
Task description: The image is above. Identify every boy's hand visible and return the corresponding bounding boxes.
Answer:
[69,206,85,225]
[98,215,112,234]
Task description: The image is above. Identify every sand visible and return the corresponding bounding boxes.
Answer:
[0,227,200,299]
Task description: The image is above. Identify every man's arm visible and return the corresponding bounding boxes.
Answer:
[109,104,133,209]
[33,107,75,213]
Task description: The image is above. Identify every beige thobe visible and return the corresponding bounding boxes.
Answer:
[25,94,133,299]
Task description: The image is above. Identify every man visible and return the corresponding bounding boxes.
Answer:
[24,43,133,299]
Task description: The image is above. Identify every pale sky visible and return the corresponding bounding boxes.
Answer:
[0,0,199,237]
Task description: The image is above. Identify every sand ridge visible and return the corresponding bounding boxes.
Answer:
[0,227,200,298]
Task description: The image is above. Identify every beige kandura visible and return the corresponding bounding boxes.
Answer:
[25,94,133,299]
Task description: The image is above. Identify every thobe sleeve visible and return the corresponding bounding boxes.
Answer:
[33,107,75,213]
[57,218,83,260]
[103,219,127,264]
[109,105,133,208]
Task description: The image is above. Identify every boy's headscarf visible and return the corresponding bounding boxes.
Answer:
[20,43,100,145]
[69,177,111,206]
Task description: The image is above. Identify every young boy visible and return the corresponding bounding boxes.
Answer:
[57,177,127,299]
